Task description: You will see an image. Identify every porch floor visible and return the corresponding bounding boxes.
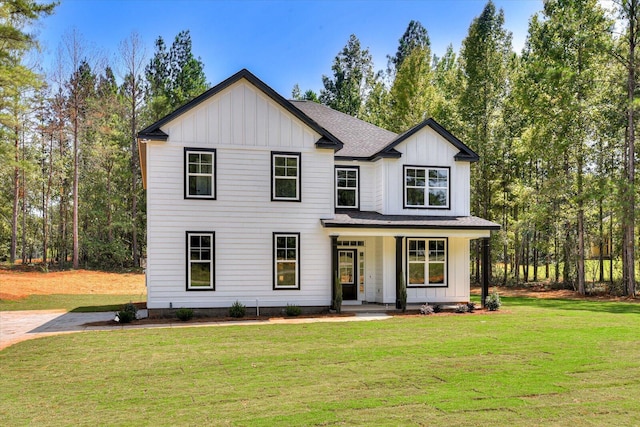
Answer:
[341,303,425,313]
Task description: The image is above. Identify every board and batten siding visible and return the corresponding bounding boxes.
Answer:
[146,79,335,309]
[381,127,471,216]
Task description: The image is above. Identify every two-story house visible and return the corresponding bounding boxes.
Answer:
[137,69,499,315]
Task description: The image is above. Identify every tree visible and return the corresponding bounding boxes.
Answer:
[119,31,146,267]
[459,0,513,282]
[388,20,430,73]
[0,0,56,263]
[144,30,207,123]
[320,34,375,117]
[522,0,612,294]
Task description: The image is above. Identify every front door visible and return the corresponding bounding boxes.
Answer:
[339,249,357,300]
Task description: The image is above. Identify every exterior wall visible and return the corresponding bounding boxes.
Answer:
[380,127,471,216]
[146,80,334,309]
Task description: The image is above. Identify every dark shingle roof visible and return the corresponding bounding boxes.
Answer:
[291,101,397,158]
[321,211,500,230]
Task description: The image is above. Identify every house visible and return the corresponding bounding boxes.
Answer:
[137,69,500,315]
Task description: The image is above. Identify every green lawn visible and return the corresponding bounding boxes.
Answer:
[0,294,145,312]
[1,297,639,426]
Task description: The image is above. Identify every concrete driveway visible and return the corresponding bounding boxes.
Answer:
[0,309,390,351]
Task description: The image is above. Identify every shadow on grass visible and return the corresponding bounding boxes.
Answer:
[502,296,640,314]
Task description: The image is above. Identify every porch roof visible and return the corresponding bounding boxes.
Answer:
[321,211,501,230]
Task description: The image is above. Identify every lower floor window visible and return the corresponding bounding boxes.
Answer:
[274,233,300,289]
[187,232,214,290]
[407,238,446,287]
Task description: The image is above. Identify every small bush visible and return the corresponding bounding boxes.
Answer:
[486,290,502,311]
[176,308,194,321]
[419,304,434,315]
[466,302,476,313]
[432,304,442,313]
[285,304,302,316]
[229,300,246,318]
[455,304,468,313]
[116,302,138,323]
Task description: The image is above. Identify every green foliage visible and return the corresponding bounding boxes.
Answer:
[432,304,442,313]
[486,290,502,311]
[116,302,138,323]
[176,307,194,321]
[333,271,342,314]
[285,304,302,317]
[229,300,246,318]
[398,272,407,312]
[320,34,376,117]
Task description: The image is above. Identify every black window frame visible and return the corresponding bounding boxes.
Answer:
[406,237,448,288]
[272,232,301,290]
[185,231,215,291]
[184,148,217,200]
[271,151,301,202]
[403,165,450,210]
[335,166,360,210]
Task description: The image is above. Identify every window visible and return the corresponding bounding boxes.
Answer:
[407,238,447,287]
[186,232,214,290]
[404,166,449,208]
[273,233,300,289]
[335,167,359,209]
[272,152,301,201]
[185,148,216,199]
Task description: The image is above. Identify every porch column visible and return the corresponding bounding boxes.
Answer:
[481,237,490,308]
[395,236,403,309]
[331,235,339,309]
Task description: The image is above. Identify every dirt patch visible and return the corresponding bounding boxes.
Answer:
[471,286,639,302]
[0,266,145,299]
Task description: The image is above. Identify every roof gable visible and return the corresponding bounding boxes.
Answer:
[376,118,479,162]
[137,69,342,150]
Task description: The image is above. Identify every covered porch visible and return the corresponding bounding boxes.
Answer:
[322,211,500,309]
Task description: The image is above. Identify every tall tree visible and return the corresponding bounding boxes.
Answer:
[144,30,207,123]
[119,31,146,267]
[388,20,430,73]
[460,0,513,280]
[0,0,56,263]
[320,34,375,117]
[613,0,638,297]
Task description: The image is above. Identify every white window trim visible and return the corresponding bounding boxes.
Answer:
[404,166,449,209]
[273,232,300,290]
[406,238,447,288]
[335,167,359,209]
[186,231,214,291]
[185,148,216,199]
[272,152,301,201]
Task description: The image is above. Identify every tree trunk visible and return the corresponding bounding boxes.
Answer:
[11,129,19,264]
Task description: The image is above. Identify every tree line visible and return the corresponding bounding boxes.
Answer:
[1,0,637,296]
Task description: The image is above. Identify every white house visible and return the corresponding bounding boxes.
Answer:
[137,69,499,315]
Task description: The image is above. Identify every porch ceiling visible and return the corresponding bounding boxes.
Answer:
[321,211,500,231]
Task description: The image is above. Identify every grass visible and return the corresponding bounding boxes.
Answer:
[1,297,639,426]
[0,294,145,312]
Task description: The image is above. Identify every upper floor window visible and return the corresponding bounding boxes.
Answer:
[272,152,301,201]
[335,167,359,209]
[404,166,449,209]
[186,231,215,290]
[185,148,216,199]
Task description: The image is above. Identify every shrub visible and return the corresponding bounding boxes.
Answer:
[176,308,194,321]
[419,304,434,315]
[116,302,138,323]
[333,272,342,313]
[466,302,476,313]
[455,304,468,313]
[229,300,246,318]
[285,304,302,316]
[432,304,442,313]
[486,290,502,311]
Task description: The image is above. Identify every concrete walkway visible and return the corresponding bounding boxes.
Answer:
[0,310,391,351]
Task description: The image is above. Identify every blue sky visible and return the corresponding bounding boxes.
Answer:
[36,0,543,96]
